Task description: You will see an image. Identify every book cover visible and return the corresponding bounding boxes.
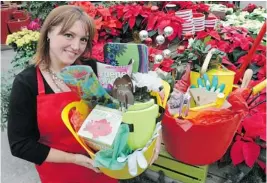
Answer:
[78,105,122,148]
[104,43,149,73]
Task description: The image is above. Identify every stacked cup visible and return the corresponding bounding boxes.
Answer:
[193,13,205,32]
[205,17,218,30]
[175,9,195,36]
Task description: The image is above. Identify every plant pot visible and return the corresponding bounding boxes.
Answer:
[195,26,205,30]
[183,27,195,31]
[7,16,31,33]
[178,13,192,18]
[175,9,192,15]
[194,22,205,27]
[193,14,205,21]
[1,7,12,44]
[12,10,28,21]
[182,23,194,28]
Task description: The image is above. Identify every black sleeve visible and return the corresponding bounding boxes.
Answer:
[7,74,50,165]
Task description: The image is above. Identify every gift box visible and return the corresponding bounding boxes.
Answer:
[78,105,122,150]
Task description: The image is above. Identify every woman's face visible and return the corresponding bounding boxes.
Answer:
[48,20,89,67]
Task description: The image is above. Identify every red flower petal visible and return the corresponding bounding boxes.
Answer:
[242,114,265,139]
[257,160,266,173]
[242,142,260,168]
[196,30,209,39]
[128,16,136,29]
[209,30,221,41]
[231,140,245,165]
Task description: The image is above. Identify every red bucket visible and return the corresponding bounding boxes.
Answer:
[162,107,245,165]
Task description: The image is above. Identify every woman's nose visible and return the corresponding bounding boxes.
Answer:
[71,39,80,51]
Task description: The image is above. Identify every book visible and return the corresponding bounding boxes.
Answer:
[78,105,122,150]
[104,43,149,73]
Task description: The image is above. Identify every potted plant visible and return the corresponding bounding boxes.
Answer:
[218,81,266,183]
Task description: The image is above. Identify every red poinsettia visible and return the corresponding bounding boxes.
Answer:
[243,3,258,13]
[195,26,266,79]
[70,1,97,18]
[159,58,174,72]
[147,11,184,40]
[230,82,266,171]
[122,4,143,29]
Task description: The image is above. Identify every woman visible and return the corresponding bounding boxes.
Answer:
[7,5,117,183]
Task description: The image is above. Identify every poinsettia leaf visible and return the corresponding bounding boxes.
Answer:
[258,148,266,162]
[242,114,265,139]
[257,66,266,80]
[147,14,158,31]
[128,16,136,29]
[209,30,221,40]
[242,142,260,168]
[122,22,129,34]
[257,160,266,173]
[196,31,209,39]
[249,63,261,75]
[203,36,212,44]
[231,140,245,165]
[240,39,250,51]
[232,49,247,63]
[135,15,143,27]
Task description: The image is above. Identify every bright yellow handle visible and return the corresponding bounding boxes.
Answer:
[61,101,95,157]
[252,79,267,95]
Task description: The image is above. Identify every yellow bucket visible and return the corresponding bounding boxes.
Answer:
[61,100,157,179]
[190,49,235,97]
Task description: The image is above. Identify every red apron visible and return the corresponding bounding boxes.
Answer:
[35,67,117,183]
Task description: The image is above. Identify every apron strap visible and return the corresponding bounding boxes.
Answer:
[36,66,45,95]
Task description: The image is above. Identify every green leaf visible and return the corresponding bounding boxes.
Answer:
[204,36,212,44]
[122,22,129,34]
[148,30,157,37]
[135,15,143,27]
[232,49,247,63]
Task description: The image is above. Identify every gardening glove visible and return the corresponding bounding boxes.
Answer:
[191,73,225,93]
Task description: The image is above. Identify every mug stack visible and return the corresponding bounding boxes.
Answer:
[175,9,195,36]
[205,17,218,30]
[193,13,205,32]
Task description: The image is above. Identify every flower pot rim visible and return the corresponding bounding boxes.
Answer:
[176,9,192,13]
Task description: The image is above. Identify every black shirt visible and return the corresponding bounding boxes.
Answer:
[8,59,98,165]
[8,65,52,165]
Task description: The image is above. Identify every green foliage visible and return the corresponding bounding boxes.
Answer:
[21,1,68,22]
[172,39,225,73]
[1,69,16,131]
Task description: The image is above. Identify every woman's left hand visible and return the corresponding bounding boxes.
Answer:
[149,130,162,165]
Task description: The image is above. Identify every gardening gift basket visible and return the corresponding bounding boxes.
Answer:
[59,64,170,179]
[162,49,249,165]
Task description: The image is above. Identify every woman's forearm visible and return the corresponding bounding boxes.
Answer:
[45,148,75,164]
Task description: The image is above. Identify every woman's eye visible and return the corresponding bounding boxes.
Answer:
[64,33,73,38]
[81,38,88,43]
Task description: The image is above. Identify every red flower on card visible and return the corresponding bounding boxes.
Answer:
[84,119,112,138]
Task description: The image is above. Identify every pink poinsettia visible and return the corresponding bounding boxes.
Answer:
[27,18,41,31]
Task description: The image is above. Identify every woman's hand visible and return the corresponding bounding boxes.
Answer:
[72,154,101,173]
[149,130,162,165]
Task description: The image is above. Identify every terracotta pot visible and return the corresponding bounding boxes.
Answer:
[7,16,31,33]
[1,7,12,44]
[12,10,28,20]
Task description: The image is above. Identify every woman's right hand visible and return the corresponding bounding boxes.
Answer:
[72,154,101,173]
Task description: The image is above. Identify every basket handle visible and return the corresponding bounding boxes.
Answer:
[200,48,217,77]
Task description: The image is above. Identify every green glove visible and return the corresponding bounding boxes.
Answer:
[191,73,225,93]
